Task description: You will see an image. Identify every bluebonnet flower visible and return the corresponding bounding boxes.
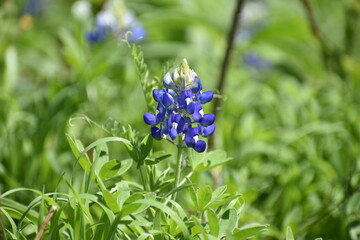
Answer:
[85,0,146,43]
[23,0,47,16]
[237,0,268,42]
[243,52,271,70]
[144,59,216,153]
[236,0,272,71]
[20,0,48,30]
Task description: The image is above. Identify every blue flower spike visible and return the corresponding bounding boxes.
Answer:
[85,0,146,43]
[143,59,216,153]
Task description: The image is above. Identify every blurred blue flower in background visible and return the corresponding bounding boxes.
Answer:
[79,0,146,43]
[237,0,268,42]
[237,0,272,71]
[20,0,48,30]
[144,59,215,153]
[22,0,48,16]
[243,51,271,70]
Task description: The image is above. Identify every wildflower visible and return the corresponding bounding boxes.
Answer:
[85,0,146,43]
[20,0,47,30]
[237,0,268,42]
[22,0,47,16]
[144,59,216,153]
[243,52,271,70]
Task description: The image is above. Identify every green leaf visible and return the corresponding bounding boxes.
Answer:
[233,224,269,239]
[140,134,153,160]
[99,160,122,180]
[93,143,110,173]
[198,185,213,211]
[138,233,153,240]
[211,186,227,202]
[219,208,238,237]
[117,159,133,176]
[166,199,187,220]
[346,192,360,215]
[208,193,242,209]
[102,189,120,213]
[207,209,219,237]
[286,226,295,240]
[191,216,209,240]
[193,150,232,172]
[134,199,190,239]
[120,193,144,217]
[66,134,91,174]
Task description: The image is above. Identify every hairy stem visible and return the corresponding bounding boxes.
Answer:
[172,137,183,201]
[209,0,246,149]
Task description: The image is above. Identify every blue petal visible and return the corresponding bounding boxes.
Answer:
[168,89,176,97]
[170,128,177,140]
[86,27,107,42]
[151,126,162,140]
[177,116,186,133]
[144,113,157,125]
[131,24,146,41]
[177,91,186,109]
[186,102,195,114]
[194,140,206,153]
[190,76,202,93]
[156,111,165,123]
[156,103,166,122]
[200,124,216,137]
[192,103,203,122]
[200,113,215,126]
[167,114,173,129]
[185,131,195,147]
[162,93,174,107]
[173,114,181,123]
[199,91,214,104]
[153,89,163,102]
[183,90,192,98]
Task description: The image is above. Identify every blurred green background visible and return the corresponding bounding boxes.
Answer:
[1,0,360,239]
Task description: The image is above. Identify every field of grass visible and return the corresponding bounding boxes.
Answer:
[1,0,360,239]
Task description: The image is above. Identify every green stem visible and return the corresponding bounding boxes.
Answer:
[172,138,183,201]
[139,165,149,192]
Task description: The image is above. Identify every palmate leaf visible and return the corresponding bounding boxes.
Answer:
[207,209,219,237]
[191,216,209,240]
[133,199,191,239]
[99,160,122,180]
[189,184,241,212]
[197,186,213,211]
[102,189,120,213]
[219,208,238,237]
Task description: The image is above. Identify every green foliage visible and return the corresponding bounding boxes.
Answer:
[1,132,256,239]
[1,0,360,239]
